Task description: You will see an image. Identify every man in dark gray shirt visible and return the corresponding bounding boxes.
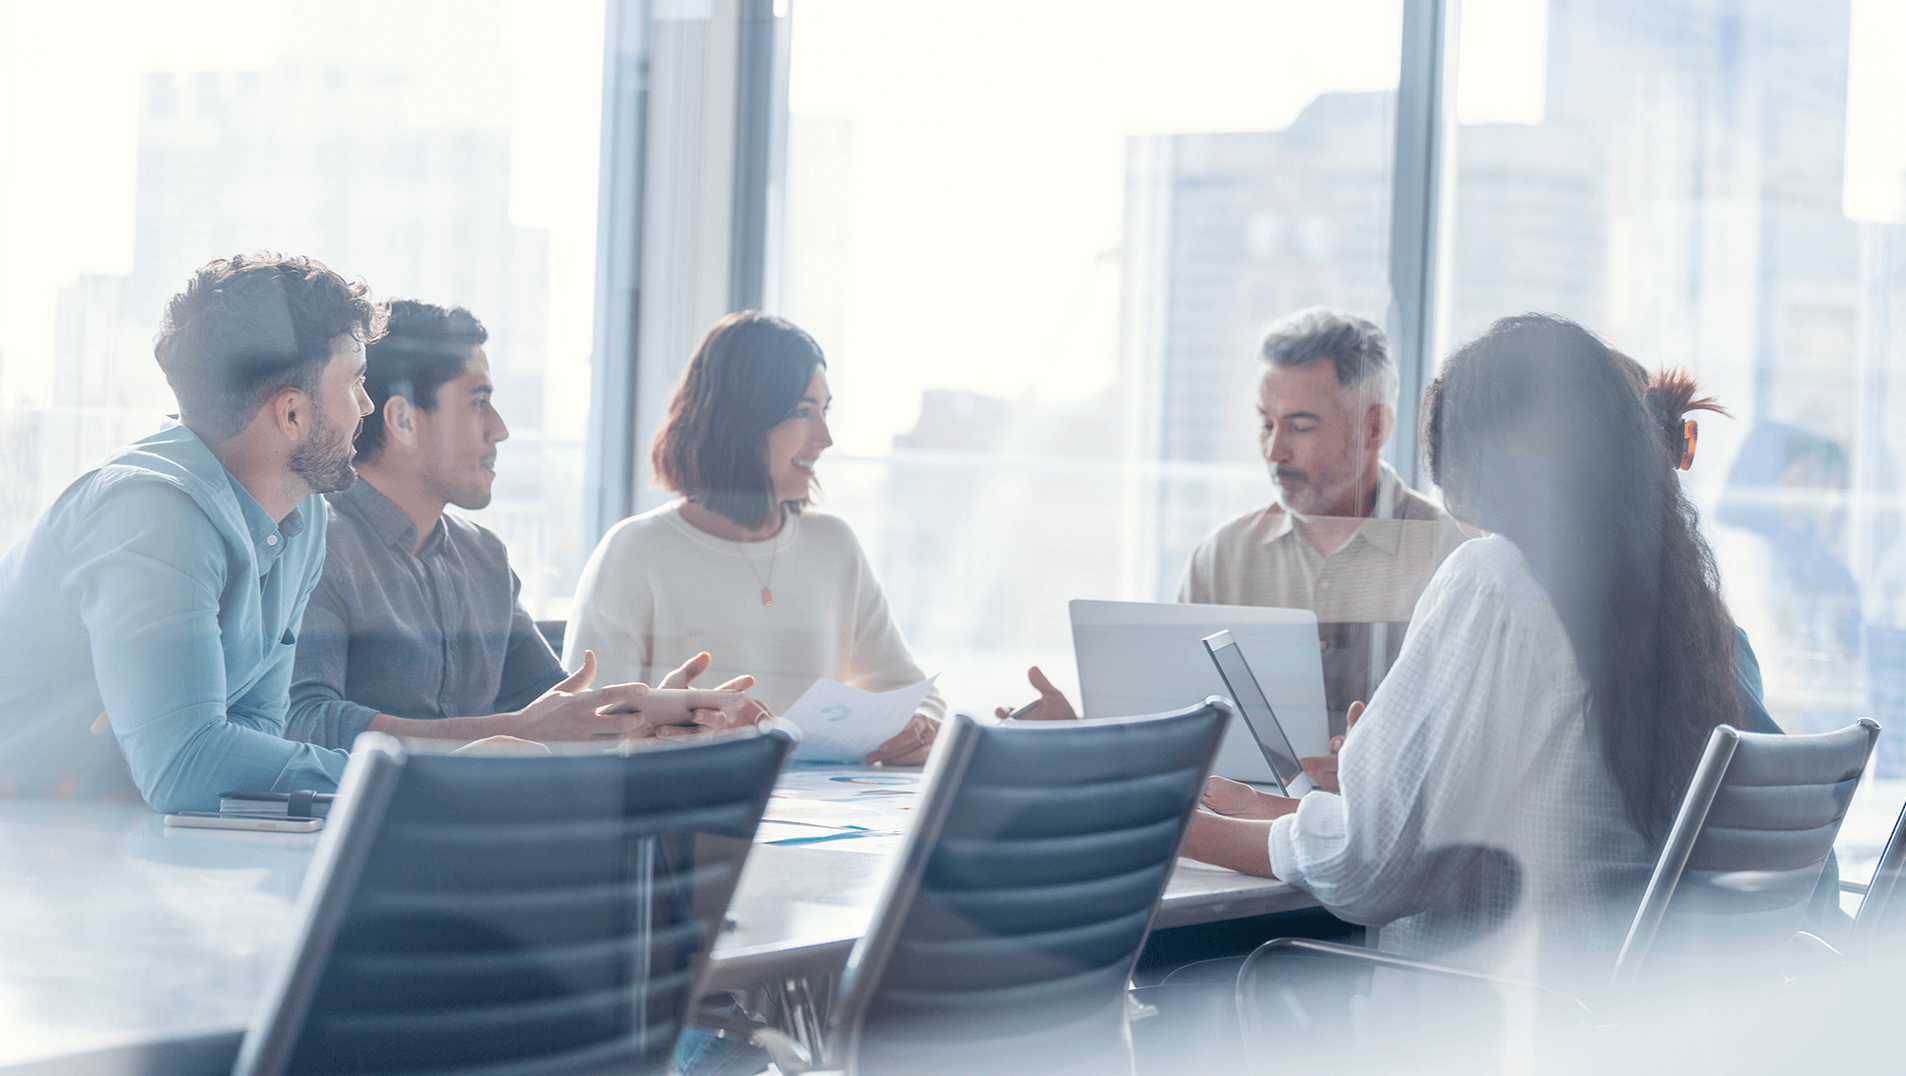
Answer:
[288,300,749,748]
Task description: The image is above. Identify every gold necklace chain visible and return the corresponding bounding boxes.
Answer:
[736,513,782,606]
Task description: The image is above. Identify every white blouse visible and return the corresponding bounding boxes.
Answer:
[1268,535,1654,996]
[564,502,945,727]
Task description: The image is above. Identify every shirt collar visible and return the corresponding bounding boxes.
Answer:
[1352,464,1412,556]
[222,467,301,571]
[334,476,427,553]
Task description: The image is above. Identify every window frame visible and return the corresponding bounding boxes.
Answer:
[585,0,1455,552]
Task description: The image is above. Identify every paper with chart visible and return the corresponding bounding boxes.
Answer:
[780,675,937,762]
[755,769,922,852]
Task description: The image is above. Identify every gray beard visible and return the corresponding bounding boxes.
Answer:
[1276,473,1356,517]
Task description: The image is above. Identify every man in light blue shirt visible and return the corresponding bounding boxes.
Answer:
[0,254,380,812]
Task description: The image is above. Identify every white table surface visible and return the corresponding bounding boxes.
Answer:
[0,771,1308,1072]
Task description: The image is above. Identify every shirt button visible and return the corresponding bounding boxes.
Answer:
[266,535,279,546]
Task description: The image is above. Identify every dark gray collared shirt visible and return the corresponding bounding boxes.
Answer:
[286,479,566,748]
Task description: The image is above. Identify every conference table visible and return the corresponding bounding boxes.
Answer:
[0,767,1313,1075]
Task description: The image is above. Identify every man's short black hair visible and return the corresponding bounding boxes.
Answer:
[154,253,381,443]
[355,299,490,459]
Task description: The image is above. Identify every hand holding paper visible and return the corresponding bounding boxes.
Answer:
[780,676,938,763]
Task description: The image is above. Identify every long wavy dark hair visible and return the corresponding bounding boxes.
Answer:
[1423,314,1741,838]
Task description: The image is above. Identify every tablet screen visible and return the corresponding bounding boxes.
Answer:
[1203,633,1306,789]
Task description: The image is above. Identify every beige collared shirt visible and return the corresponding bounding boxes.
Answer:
[1176,462,1469,733]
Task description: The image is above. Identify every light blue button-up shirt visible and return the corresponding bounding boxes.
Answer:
[0,421,350,812]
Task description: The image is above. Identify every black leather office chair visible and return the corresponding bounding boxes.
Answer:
[231,728,791,1076]
[1236,718,1880,1060]
[787,700,1231,1076]
[1615,719,1879,988]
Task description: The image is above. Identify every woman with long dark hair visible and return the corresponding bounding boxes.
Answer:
[565,311,944,764]
[1183,314,1751,991]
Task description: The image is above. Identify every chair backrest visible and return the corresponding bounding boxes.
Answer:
[1852,797,1906,956]
[1612,719,1878,994]
[232,729,790,1076]
[828,700,1231,1076]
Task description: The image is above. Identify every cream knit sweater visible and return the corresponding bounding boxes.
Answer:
[564,502,945,729]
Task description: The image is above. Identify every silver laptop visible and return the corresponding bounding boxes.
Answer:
[1069,600,1329,783]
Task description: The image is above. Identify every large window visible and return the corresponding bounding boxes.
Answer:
[0,0,604,618]
[761,0,1906,873]
[9,0,1901,879]
[770,0,1408,713]
[1443,0,1906,877]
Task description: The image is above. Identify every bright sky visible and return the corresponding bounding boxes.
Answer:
[781,0,1411,454]
[1844,0,1906,223]
[1456,0,1549,125]
[3,0,1887,449]
[0,0,603,409]
[775,0,1566,455]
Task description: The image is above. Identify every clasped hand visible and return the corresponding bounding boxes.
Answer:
[507,650,769,742]
[505,650,937,764]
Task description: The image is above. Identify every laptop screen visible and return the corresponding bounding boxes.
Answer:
[1203,632,1306,789]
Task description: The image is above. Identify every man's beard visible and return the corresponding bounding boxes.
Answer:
[290,412,358,494]
[1273,461,1359,517]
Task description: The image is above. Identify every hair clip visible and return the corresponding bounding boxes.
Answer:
[1678,418,1698,471]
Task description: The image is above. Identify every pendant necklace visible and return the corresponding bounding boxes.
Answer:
[736,526,781,607]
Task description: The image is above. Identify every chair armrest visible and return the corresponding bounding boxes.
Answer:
[1789,930,1846,972]
[692,1000,821,1075]
[1236,937,1596,1028]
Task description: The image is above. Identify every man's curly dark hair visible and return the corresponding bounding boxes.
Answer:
[154,253,383,443]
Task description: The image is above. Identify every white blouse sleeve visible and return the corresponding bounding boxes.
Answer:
[839,525,946,723]
[1267,540,1583,926]
[563,524,652,688]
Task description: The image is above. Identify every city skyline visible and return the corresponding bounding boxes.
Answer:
[0,34,594,619]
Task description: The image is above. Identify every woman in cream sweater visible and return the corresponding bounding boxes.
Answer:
[565,311,943,765]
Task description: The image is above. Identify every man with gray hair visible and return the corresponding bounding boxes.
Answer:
[1176,307,1467,740]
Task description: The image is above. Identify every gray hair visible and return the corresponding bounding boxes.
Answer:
[1259,307,1398,410]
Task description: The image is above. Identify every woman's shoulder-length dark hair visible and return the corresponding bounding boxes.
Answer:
[1422,313,1741,840]
[650,311,825,531]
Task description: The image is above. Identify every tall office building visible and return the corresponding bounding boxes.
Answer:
[123,62,550,430]
[17,9,576,614]
[1126,91,1396,471]
[1523,0,1895,754]
[1119,91,1397,596]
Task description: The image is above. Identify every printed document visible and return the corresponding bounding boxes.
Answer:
[780,675,937,762]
